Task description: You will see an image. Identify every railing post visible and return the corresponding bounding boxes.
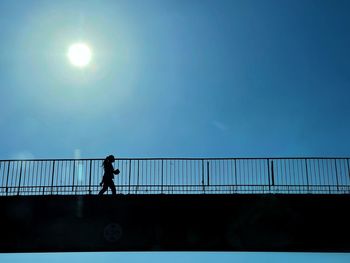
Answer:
[305,159,309,193]
[128,160,132,194]
[161,160,164,194]
[136,160,140,194]
[88,160,92,195]
[267,159,271,191]
[201,160,205,193]
[347,159,350,190]
[334,159,339,191]
[51,160,55,195]
[72,160,76,192]
[233,158,238,193]
[271,160,275,186]
[5,161,10,196]
[17,161,23,196]
[234,159,237,192]
[207,161,210,187]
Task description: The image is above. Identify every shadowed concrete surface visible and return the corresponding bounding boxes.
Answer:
[0,194,349,252]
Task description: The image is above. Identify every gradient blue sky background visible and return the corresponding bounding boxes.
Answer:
[1,0,350,261]
[1,0,350,160]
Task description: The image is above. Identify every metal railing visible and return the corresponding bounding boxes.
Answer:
[0,158,350,196]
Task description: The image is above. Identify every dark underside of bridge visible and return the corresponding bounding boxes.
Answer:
[0,194,349,253]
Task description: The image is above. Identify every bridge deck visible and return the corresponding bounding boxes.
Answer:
[0,194,350,252]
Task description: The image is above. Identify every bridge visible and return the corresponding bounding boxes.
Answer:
[1,157,350,252]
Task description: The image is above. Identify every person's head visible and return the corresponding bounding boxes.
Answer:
[103,154,116,167]
[106,155,115,163]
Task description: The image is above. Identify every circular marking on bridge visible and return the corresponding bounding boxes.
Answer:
[104,223,123,242]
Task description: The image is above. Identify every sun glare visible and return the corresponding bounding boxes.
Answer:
[67,43,92,68]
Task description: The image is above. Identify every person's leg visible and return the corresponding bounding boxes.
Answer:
[98,185,108,195]
[110,181,117,195]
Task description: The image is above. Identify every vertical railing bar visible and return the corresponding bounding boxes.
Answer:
[161,160,164,194]
[298,159,302,193]
[267,159,271,191]
[243,159,246,192]
[271,160,275,187]
[57,160,60,194]
[201,160,205,193]
[317,159,322,189]
[17,161,23,196]
[72,160,76,192]
[347,159,350,186]
[144,160,147,193]
[305,159,309,193]
[37,162,41,195]
[259,160,262,193]
[290,160,297,190]
[124,160,127,194]
[88,160,92,194]
[22,161,27,195]
[29,161,33,194]
[334,159,339,192]
[59,161,63,194]
[150,160,153,193]
[326,159,330,190]
[5,161,11,196]
[283,159,286,189]
[56,161,60,194]
[340,160,345,192]
[253,159,257,192]
[136,160,140,194]
[91,161,94,194]
[63,161,67,193]
[40,161,44,195]
[207,161,210,187]
[321,159,326,189]
[40,160,49,195]
[0,162,2,188]
[24,161,29,195]
[24,161,30,195]
[12,161,18,195]
[58,161,62,194]
[287,159,291,188]
[222,160,225,193]
[226,160,229,193]
[128,160,132,194]
[313,158,317,187]
[183,160,186,194]
[67,160,74,194]
[247,159,250,191]
[234,159,237,191]
[170,161,176,193]
[51,160,55,195]
[153,160,156,194]
[31,161,35,194]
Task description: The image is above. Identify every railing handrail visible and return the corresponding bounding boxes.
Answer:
[1,157,350,162]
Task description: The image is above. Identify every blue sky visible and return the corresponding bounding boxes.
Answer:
[1,0,350,160]
[1,0,350,261]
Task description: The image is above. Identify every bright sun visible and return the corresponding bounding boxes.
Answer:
[67,43,92,68]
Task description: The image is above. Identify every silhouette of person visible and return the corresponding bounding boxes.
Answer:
[98,155,120,195]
